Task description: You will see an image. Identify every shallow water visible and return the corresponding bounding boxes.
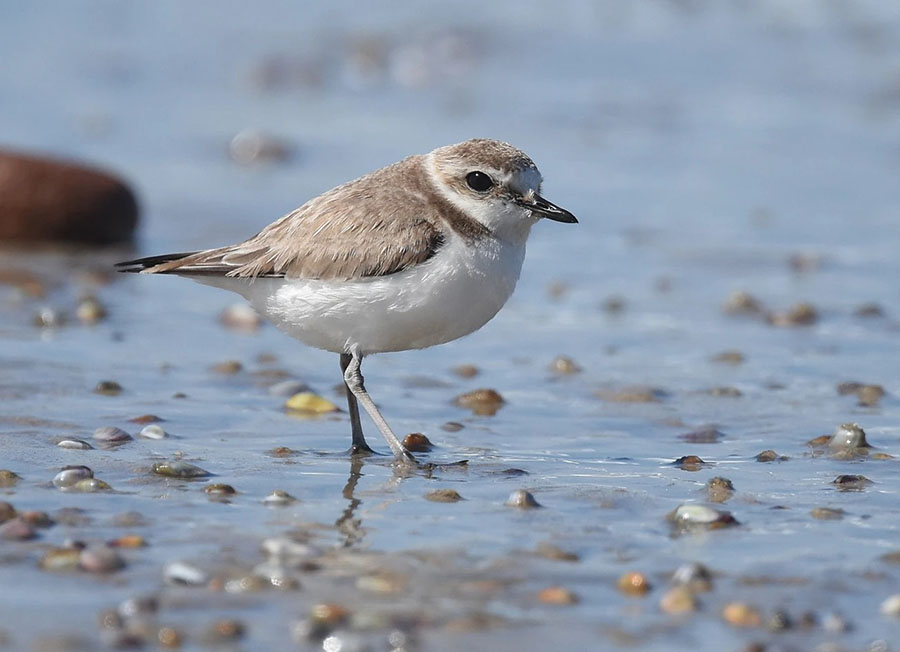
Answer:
[2,2,900,650]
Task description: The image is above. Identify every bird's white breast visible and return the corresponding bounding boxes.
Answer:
[222,233,527,355]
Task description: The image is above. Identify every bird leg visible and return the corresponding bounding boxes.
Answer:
[341,351,416,464]
[339,353,375,455]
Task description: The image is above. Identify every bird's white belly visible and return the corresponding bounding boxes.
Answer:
[226,236,525,354]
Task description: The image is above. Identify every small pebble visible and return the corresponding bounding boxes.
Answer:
[506,489,541,509]
[537,586,579,605]
[672,455,707,471]
[723,602,762,628]
[33,306,65,328]
[452,364,479,378]
[79,545,125,573]
[21,511,53,528]
[0,501,16,522]
[57,439,93,450]
[129,414,164,424]
[356,572,407,595]
[671,562,714,592]
[109,534,146,548]
[679,425,725,443]
[118,595,159,619]
[75,295,107,324]
[0,470,20,487]
[832,474,873,491]
[596,386,666,403]
[828,422,870,451]
[225,575,269,594]
[205,483,236,496]
[787,251,823,272]
[549,355,581,374]
[836,381,863,396]
[268,379,312,397]
[203,619,246,642]
[228,129,292,165]
[425,489,463,503]
[601,295,626,314]
[704,386,742,397]
[151,461,211,478]
[880,594,900,618]
[821,611,850,633]
[454,388,505,416]
[855,302,885,318]
[111,511,149,527]
[403,433,433,452]
[668,504,738,532]
[810,507,845,520]
[219,303,263,332]
[261,536,319,560]
[157,627,183,648]
[0,516,36,540]
[755,450,785,462]
[768,302,818,327]
[55,507,91,526]
[40,547,82,571]
[94,380,123,396]
[659,586,698,614]
[262,489,298,506]
[617,571,651,596]
[706,476,735,503]
[284,392,339,414]
[722,290,765,316]
[268,446,297,457]
[766,609,793,632]
[93,426,132,444]
[138,424,167,440]
[164,561,208,586]
[535,542,579,562]
[711,350,745,365]
[311,603,350,626]
[69,478,112,492]
[857,385,885,407]
[547,280,568,300]
[211,360,243,375]
[53,466,94,488]
[441,421,464,432]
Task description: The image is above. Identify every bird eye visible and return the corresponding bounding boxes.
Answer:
[465,171,493,192]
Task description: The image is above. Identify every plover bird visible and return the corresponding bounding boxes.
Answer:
[118,139,577,464]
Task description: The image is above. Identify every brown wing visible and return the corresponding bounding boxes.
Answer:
[131,155,446,281]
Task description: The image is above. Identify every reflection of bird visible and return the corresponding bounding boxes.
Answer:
[118,139,577,464]
[336,458,365,548]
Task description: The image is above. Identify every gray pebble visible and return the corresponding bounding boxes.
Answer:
[57,439,94,450]
[506,489,541,509]
[164,561,208,586]
[93,426,132,443]
[79,545,125,573]
[53,466,93,488]
[138,424,167,440]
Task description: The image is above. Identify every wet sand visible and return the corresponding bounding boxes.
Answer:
[2,2,900,650]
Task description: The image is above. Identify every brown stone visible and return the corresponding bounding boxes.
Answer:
[0,150,138,244]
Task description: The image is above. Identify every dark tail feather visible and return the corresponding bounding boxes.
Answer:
[115,252,199,273]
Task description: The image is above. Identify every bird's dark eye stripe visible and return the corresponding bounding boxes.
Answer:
[465,171,493,192]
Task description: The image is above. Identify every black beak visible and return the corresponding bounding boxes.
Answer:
[517,193,578,223]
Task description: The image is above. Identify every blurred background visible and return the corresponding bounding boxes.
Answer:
[2,1,898,260]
